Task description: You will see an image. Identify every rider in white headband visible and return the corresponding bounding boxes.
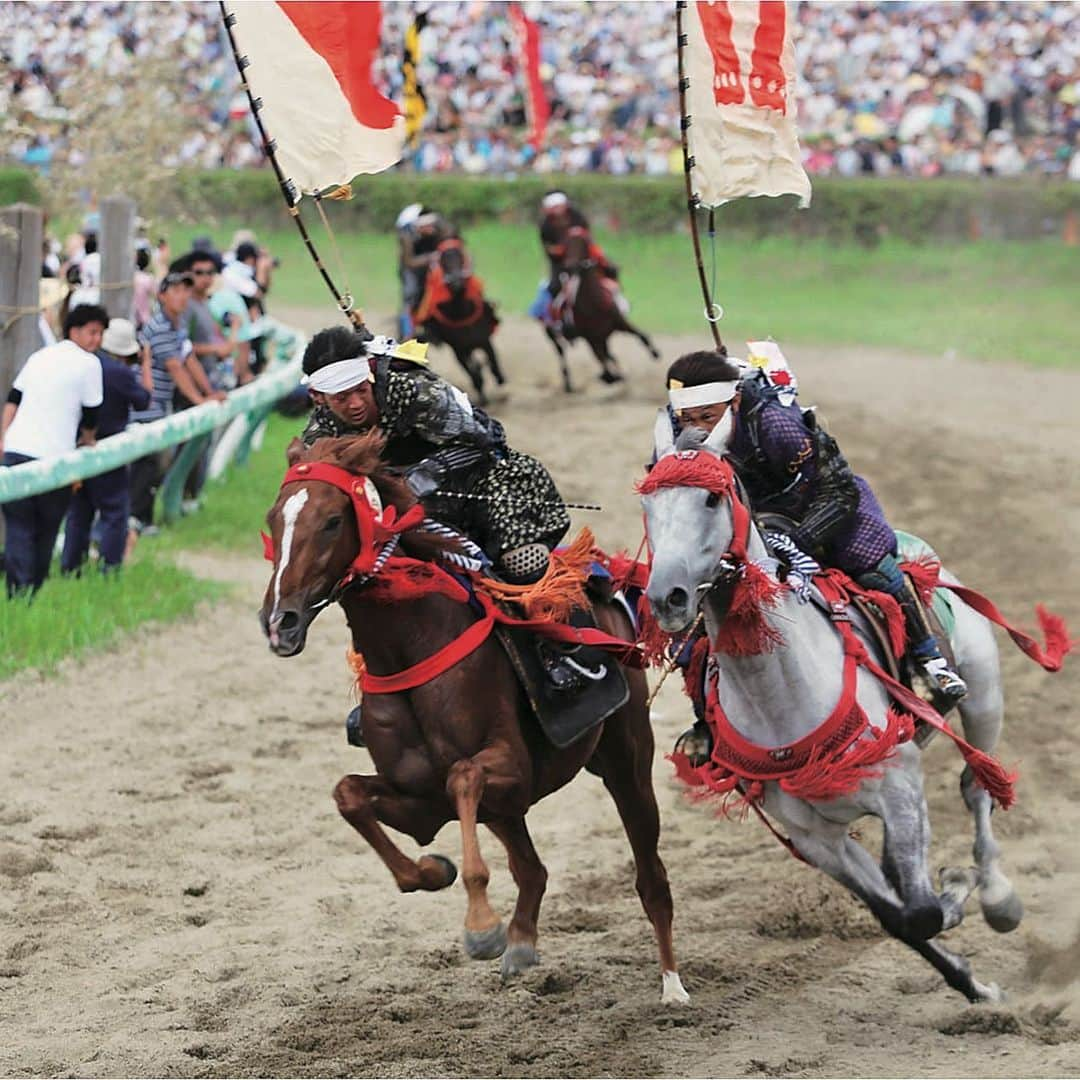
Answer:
[663,346,967,766]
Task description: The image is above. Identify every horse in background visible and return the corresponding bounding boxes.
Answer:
[415,238,505,405]
[259,433,689,1004]
[540,226,660,393]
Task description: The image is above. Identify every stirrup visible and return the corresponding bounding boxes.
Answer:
[920,656,968,701]
[345,705,365,747]
[674,721,713,768]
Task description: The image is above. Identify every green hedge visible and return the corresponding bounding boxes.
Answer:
[0,167,42,207]
[165,170,1080,245]
[7,165,1080,245]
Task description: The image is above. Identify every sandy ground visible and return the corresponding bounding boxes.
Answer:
[2,308,1079,1078]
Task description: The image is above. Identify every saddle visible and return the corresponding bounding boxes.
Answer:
[494,572,630,749]
[843,586,958,747]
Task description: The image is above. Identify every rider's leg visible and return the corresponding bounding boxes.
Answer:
[857,553,967,699]
[670,628,712,766]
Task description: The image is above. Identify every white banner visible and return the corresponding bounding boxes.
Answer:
[685,1,811,208]
[228,1,405,195]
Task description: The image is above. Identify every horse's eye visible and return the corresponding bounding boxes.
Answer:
[705,492,720,509]
[324,515,343,532]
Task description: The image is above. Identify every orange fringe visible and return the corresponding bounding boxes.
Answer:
[476,527,593,622]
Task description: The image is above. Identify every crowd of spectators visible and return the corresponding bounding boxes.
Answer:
[1,221,281,595]
[3,2,1080,183]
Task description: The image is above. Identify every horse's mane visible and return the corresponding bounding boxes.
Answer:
[298,434,472,564]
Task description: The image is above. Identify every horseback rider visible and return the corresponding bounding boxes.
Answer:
[300,326,582,734]
[659,347,967,763]
[401,209,450,323]
[529,190,620,325]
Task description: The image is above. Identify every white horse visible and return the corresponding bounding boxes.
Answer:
[641,413,1024,1002]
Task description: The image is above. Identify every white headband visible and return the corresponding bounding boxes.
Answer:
[303,354,372,393]
[668,381,739,411]
[542,193,569,210]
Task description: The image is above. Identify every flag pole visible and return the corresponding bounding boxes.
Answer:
[675,0,724,351]
[218,1,366,329]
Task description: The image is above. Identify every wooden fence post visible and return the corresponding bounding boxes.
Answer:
[0,202,44,405]
[100,194,136,320]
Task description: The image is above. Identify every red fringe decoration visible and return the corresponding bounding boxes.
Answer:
[669,708,916,810]
[636,452,735,498]
[1032,604,1074,672]
[477,527,593,622]
[711,561,786,657]
[367,558,469,605]
[902,555,942,606]
[682,635,710,707]
[600,547,651,593]
[636,599,674,667]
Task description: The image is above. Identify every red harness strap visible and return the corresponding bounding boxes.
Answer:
[359,570,645,695]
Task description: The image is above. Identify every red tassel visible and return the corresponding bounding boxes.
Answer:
[712,561,786,657]
[901,556,942,606]
[1033,604,1075,672]
[957,744,1018,811]
[261,530,274,562]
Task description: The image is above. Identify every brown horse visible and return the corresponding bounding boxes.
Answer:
[543,226,660,392]
[259,433,689,1003]
[416,239,505,406]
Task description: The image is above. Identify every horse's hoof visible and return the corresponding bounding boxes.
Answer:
[650,350,661,362]
[500,942,539,981]
[417,854,457,891]
[981,889,1024,933]
[464,921,507,960]
[661,970,690,1005]
[973,980,1006,1004]
[599,370,623,385]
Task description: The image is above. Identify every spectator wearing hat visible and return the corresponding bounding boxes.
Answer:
[1,304,106,597]
[60,318,152,574]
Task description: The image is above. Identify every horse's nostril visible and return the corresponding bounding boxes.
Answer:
[278,611,300,632]
[667,587,689,610]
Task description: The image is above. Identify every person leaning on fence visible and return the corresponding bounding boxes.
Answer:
[60,318,152,575]
[0,304,106,598]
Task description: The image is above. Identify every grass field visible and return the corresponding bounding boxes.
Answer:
[159,218,1080,369]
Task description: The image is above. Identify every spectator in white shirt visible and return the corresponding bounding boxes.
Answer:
[1,304,106,597]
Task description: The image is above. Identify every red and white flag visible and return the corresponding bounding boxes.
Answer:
[228,1,405,195]
[685,1,811,207]
[509,3,549,152]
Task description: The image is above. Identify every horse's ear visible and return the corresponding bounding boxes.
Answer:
[653,407,676,459]
[286,437,305,466]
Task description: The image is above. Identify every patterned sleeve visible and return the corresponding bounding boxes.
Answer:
[756,402,819,487]
[382,369,505,450]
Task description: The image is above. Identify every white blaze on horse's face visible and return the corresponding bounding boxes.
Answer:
[270,488,309,628]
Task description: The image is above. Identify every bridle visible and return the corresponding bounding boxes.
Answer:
[264,461,427,607]
[637,449,755,595]
[563,225,595,273]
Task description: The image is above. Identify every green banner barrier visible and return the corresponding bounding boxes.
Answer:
[0,322,306,504]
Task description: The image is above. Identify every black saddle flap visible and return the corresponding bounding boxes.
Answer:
[495,613,629,750]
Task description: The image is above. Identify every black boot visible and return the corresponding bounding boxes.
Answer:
[895,581,967,701]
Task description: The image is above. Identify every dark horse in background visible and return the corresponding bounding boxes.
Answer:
[259,433,689,1003]
[415,238,505,405]
[541,226,660,393]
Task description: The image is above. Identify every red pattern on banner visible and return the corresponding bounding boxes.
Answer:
[696,1,745,106]
[749,1,788,113]
[277,1,399,129]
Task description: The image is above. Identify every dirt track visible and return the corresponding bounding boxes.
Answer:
[3,309,1079,1078]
